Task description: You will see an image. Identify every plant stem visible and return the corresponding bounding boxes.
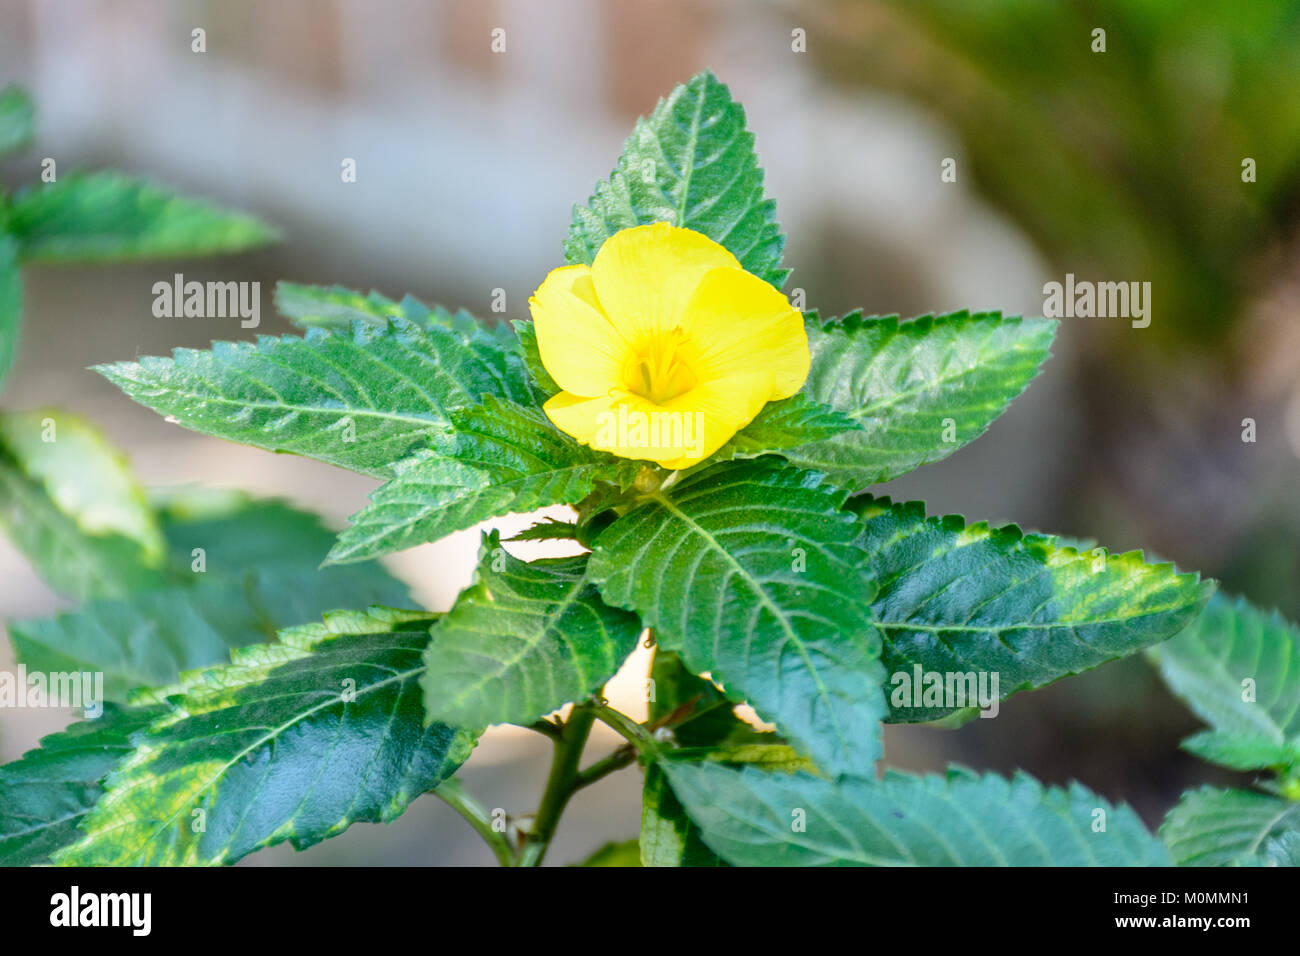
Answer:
[589,702,658,755]
[434,778,515,867]
[516,706,596,866]
[572,743,637,791]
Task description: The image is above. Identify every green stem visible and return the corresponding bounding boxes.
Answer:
[572,743,637,791]
[516,706,596,866]
[434,778,515,867]
[589,702,658,755]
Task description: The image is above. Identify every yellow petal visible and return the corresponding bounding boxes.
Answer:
[545,388,736,469]
[590,223,741,339]
[543,390,619,447]
[682,266,810,399]
[529,264,627,397]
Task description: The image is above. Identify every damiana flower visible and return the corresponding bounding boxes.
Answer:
[529,223,809,469]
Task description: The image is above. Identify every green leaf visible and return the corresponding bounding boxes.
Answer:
[11,566,409,703]
[850,495,1213,722]
[663,762,1170,866]
[511,319,560,397]
[786,311,1055,487]
[0,235,22,389]
[649,652,769,749]
[709,394,862,464]
[506,518,581,543]
[0,85,35,156]
[150,486,404,586]
[0,704,162,865]
[641,763,728,867]
[1160,786,1300,866]
[329,396,639,563]
[421,533,642,727]
[1150,593,1300,773]
[588,457,885,777]
[54,608,476,866]
[96,315,532,478]
[0,409,167,599]
[1180,731,1300,772]
[12,490,410,700]
[641,652,784,866]
[565,70,787,288]
[573,839,642,867]
[7,172,276,262]
[273,281,402,330]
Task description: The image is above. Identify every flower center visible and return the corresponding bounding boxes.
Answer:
[622,328,697,404]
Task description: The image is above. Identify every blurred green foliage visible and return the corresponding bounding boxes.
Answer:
[826,0,1300,344]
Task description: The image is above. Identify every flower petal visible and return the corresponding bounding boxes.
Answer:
[545,388,736,469]
[682,266,810,399]
[590,223,741,339]
[530,264,627,397]
[543,390,620,447]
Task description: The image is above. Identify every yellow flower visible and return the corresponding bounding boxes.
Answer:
[529,223,810,469]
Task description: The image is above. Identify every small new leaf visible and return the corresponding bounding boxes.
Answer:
[1150,593,1300,773]
[329,397,639,562]
[565,70,787,288]
[422,533,642,728]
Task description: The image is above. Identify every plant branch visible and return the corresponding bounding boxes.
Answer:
[589,702,659,755]
[516,706,596,866]
[434,777,515,867]
[572,742,638,791]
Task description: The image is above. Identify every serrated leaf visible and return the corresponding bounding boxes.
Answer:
[850,495,1213,722]
[663,762,1170,866]
[511,319,560,398]
[785,311,1055,487]
[709,393,862,464]
[329,396,639,562]
[7,171,276,262]
[1160,786,1300,866]
[54,608,476,866]
[565,70,787,288]
[1150,593,1300,773]
[1180,731,1300,772]
[421,533,641,727]
[506,518,580,543]
[588,457,885,777]
[274,281,402,330]
[0,85,35,156]
[96,315,533,478]
[0,410,167,599]
[0,704,162,866]
[0,235,21,389]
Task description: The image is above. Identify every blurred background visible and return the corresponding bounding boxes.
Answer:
[1,0,1298,864]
